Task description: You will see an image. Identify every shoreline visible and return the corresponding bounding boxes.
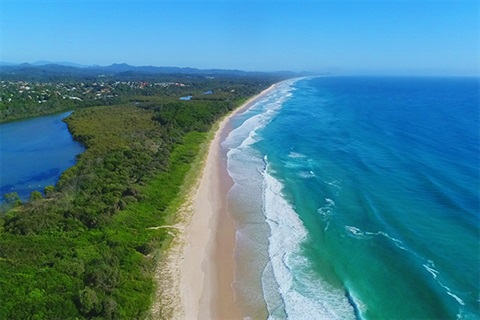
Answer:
[182,83,279,319]
[151,83,280,319]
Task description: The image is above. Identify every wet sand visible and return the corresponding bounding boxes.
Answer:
[151,84,278,319]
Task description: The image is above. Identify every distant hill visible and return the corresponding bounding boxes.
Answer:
[31,61,89,68]
[0,62,309,81]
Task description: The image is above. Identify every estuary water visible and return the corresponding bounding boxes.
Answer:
[223,77,480,319]
[0,111,84,201]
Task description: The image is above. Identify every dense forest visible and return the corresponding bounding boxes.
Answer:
[0,74,277,318]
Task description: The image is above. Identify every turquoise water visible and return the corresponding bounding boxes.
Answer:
[0,112,84,201]
[223,77,480,319]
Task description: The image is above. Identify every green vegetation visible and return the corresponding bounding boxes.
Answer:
[0,75,278,123]
[0,76,275,319]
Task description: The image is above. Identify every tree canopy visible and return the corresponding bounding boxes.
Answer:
[0,76,275,319]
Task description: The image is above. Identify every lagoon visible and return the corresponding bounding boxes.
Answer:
[0,111,85,201]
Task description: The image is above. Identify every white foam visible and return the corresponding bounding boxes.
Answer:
[288,151,307,159]
[422,260,466,307]
[346,287,368,315]
[377,231,408,251]
[345,226,364,237]
[456,308,478,319]
[354,227,468,309]
[325,180,342,194]
[225,78,356,319]
[423,264,439,279]
[223,112,266,150]
[344,225,409,251]
[424,260,437,272]
[325,198,335,206]
[326,180,339,186]
[344,226,467,310]
[297,170,316,179]
[223,83,294,153]
[446,290,465,306]
[318,198,336,231]
[238,127,260,149]
[317,200,335,218]
[283,161,305,170]
[263,170,355,319]
[223,80,299,189]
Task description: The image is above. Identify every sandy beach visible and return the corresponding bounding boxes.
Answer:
[150,83,278,319]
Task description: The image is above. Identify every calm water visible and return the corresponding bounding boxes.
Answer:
[223,77,480,319]
[0,111,84,201]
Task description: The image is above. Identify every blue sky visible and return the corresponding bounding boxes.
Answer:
[1,0,478,75]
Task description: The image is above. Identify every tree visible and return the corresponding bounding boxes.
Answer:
[3,192,22,208]
[44,185,55,198]
[29,191,43,202]
[78,287,99,315]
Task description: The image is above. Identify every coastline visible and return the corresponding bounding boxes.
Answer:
[151,76,480,320]
[151,83,280,319]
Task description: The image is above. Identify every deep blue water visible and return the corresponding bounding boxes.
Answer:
[0,112,84,201]
[224,77,480,319]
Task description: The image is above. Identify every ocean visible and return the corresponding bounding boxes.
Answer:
[222,77,480,319]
